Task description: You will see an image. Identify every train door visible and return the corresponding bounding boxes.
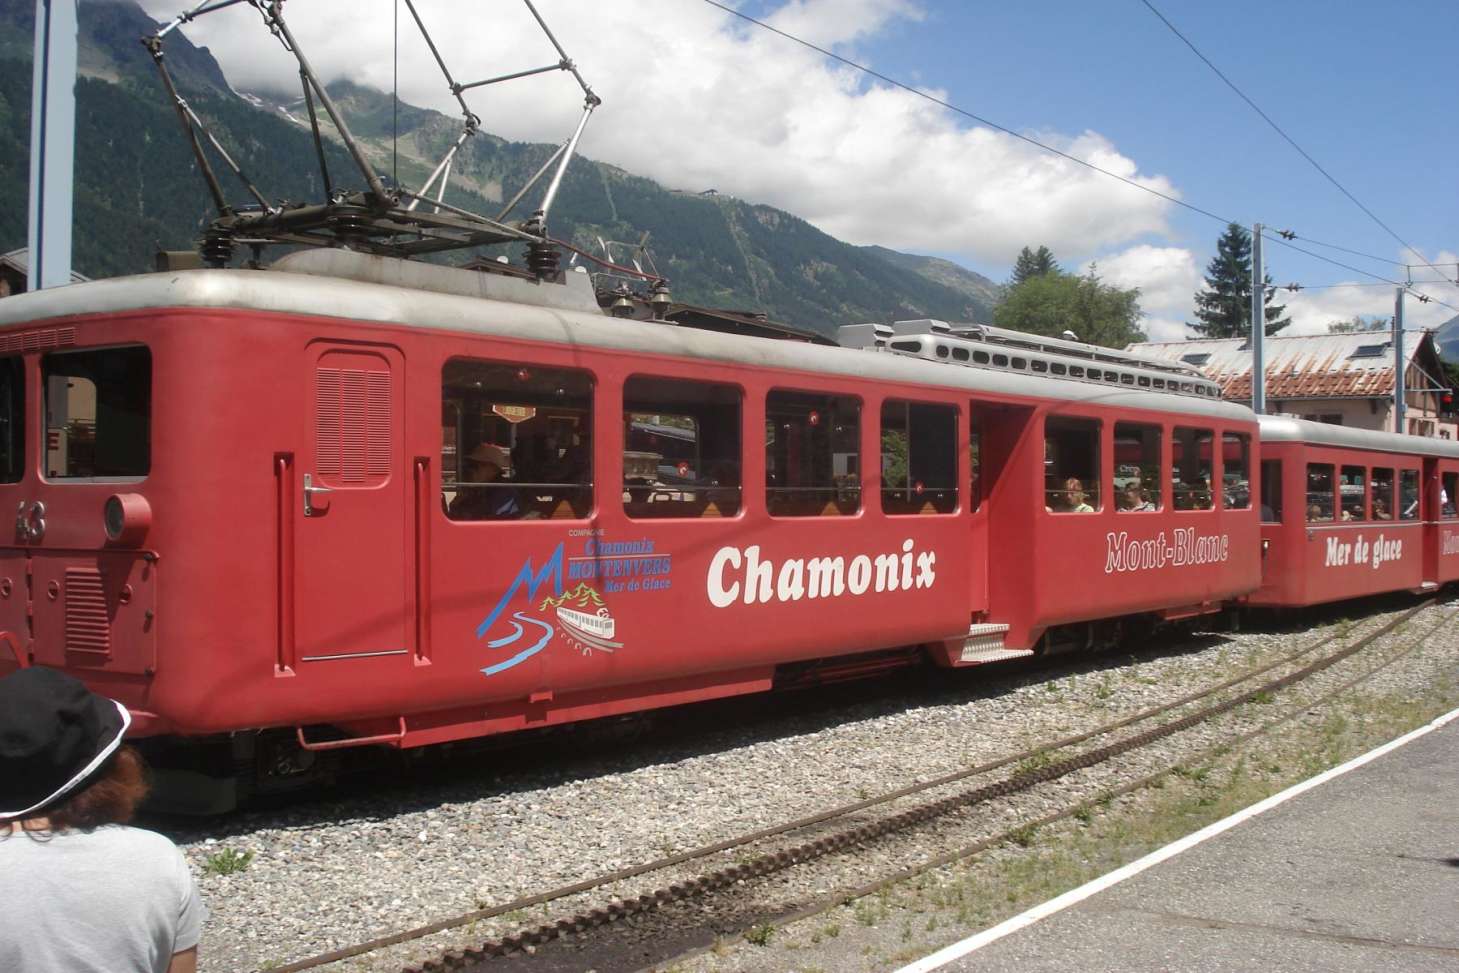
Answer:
[967,401,990,612]
[1423,457,1439,584]
[293,343,410,666]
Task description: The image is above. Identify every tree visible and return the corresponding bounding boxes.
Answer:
[993,265,1146,348]
[1327,314,1390,334]
[1009,245,1061,286]
[1189,223,1291,338]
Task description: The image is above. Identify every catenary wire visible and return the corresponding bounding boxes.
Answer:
[1138,0,1455,288]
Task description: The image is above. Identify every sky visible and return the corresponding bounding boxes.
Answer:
[136,0,1459,342]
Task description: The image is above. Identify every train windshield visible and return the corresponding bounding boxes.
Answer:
[0,356,21,483]
[42,346,151,479]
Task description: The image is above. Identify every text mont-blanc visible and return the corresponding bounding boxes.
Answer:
[707,539,936,608]
[1104,529,1230,574]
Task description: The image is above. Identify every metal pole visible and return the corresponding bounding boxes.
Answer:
[1394,288,1406,435]
[27,0,77,291]
[1249,223,1265,414]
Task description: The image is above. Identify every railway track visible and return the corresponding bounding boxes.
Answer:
[262,596,1452,973]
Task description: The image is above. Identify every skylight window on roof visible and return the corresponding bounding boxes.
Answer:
[1350,343,1391,359]
[1181,353,1211,366]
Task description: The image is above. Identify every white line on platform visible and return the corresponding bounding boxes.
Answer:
[894,703,1459,973]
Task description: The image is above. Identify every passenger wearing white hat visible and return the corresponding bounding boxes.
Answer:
[0,667,207,973]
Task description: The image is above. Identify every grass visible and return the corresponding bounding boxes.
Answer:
[202,847,254,876]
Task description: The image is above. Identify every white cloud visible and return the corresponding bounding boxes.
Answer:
[136,0,1178,265]
[1085,245,1200,343]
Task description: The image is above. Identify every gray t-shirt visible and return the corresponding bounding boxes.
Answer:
[0,824,207,973]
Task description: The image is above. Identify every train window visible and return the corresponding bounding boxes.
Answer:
[1044,417,1100,513]
[1371,468,1395,521]
[766,390,859,517]
[1222,433,1251,510]
[973,351,990,365]
[952,347,970,362]
[1012,357,1027,370]
[1153,378,1166,389]
[626,377,741,518]
[1031,359,1047,373]
[1306,464,1335,522]
[882,400,958,515]
[936,345,949,359]
[442,359,592,521]
[1172,427,1213,510]
[0,357,21,483]
[1121,373,1134,385]
[1069,366,1085,378]
[1399,469,1420,520]
[1339,466,1366,521]
[42,346,150,479]
[1050,362,1066,376]
[992,354,1009,367]
[1442,472,1458,518]
[1260,459,1283,522]
[1137,375,1151,388]
[1113,423,1160,512]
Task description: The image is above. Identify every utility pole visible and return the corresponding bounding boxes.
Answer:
[1394,287,1406,435]
[27,0,77,291]
[1249,222,1265,414]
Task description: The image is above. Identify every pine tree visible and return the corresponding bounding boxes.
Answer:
[1010,245,1060,286]
[1189,224,1290,338]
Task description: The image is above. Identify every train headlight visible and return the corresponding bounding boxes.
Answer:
[104,494,151,545]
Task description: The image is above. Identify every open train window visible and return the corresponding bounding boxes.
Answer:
[626,376,741,519]
[441,358,592,521]
[1260,459,1283,522]
[1172,427,1213,510]
[43,346,150,479]
[1044,416,1100,513]
[1306,464,1335,522]
[969,412,982,513]
[1222,433,1251,510]
[1340,466,1367,521]
[1113,423,1160,511]
[1442,472,1458,518]
[882,400,957,515]
[1371,468,1395,521]
[1399,469,1419,520]
[0,357,21,483]
[766,390,858,517]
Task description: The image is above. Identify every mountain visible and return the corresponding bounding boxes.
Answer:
[0,0,998,334]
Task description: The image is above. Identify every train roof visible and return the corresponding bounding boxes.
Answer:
[0,251,1255,424]
[1258,414,1459,459]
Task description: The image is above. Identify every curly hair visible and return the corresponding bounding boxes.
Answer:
[35,745,150,831]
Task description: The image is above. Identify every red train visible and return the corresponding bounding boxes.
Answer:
[0,250,1454,803]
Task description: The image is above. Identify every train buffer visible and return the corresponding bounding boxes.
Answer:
[900,707,1459,972]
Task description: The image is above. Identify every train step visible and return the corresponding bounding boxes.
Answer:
[960,623,1032,664]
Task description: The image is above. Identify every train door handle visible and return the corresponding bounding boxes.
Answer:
[302,474,333,517]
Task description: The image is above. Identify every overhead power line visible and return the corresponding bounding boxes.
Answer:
[1138,0,1455,289]
[696,0,1459,317]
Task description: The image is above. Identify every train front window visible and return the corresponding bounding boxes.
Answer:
[42,346,150,479]
[882,400,958,515]
[625,376,741,518]
[1339,466,1366,521]
[1399,470,1419,520]
[441,359,592,521]
[0,357,21,483]
[1370,468,1394,520]
[1113,422,1160,512]
[1306,464,1335,522]
[1172,427,1213,510]
[1044,416,1100,513]
[766,390,859,517]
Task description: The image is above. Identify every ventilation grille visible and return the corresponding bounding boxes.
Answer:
[64,568,110,658]
[316,366,391,482]
[0,327,76,354]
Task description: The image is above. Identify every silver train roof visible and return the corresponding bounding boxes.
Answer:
[1258,414,1459,459]
[0,251,1257,423]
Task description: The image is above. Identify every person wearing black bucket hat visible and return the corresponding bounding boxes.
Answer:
[1,667,207,973]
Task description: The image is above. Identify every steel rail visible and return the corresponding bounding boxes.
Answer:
[403,598,1440,971]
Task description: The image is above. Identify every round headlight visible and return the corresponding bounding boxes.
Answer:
[104,494,151,545]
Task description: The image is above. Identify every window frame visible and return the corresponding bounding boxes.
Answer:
[765,387,860,518]
[880,398,960,516]
[624,374,743,520]
[1113,421,1161,513]
[41,344,152,483]
[1259,458,1283,523]
[0,355,23,484]
[1442,471,1458,519]
[1339,465,1367,521]
[1043,415,1102,514]
[1172,426,1215,512]
[1370,467,1395,521]
[1306,463,1336,523]
[1398,469,1420,521]
[1222,432,1252,510]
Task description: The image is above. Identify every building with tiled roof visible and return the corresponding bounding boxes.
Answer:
[0,249,90,298]
[1129,330,1456,439]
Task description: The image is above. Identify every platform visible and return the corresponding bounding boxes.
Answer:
[900,708,1459,972]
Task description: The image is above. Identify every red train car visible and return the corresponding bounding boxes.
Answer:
[1249,416,1459,607]
[0,250,1263,797]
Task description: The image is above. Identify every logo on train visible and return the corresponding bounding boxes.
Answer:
[1323,533,1403,571]
[1103,529,1230,574]
[474,534,674,676]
